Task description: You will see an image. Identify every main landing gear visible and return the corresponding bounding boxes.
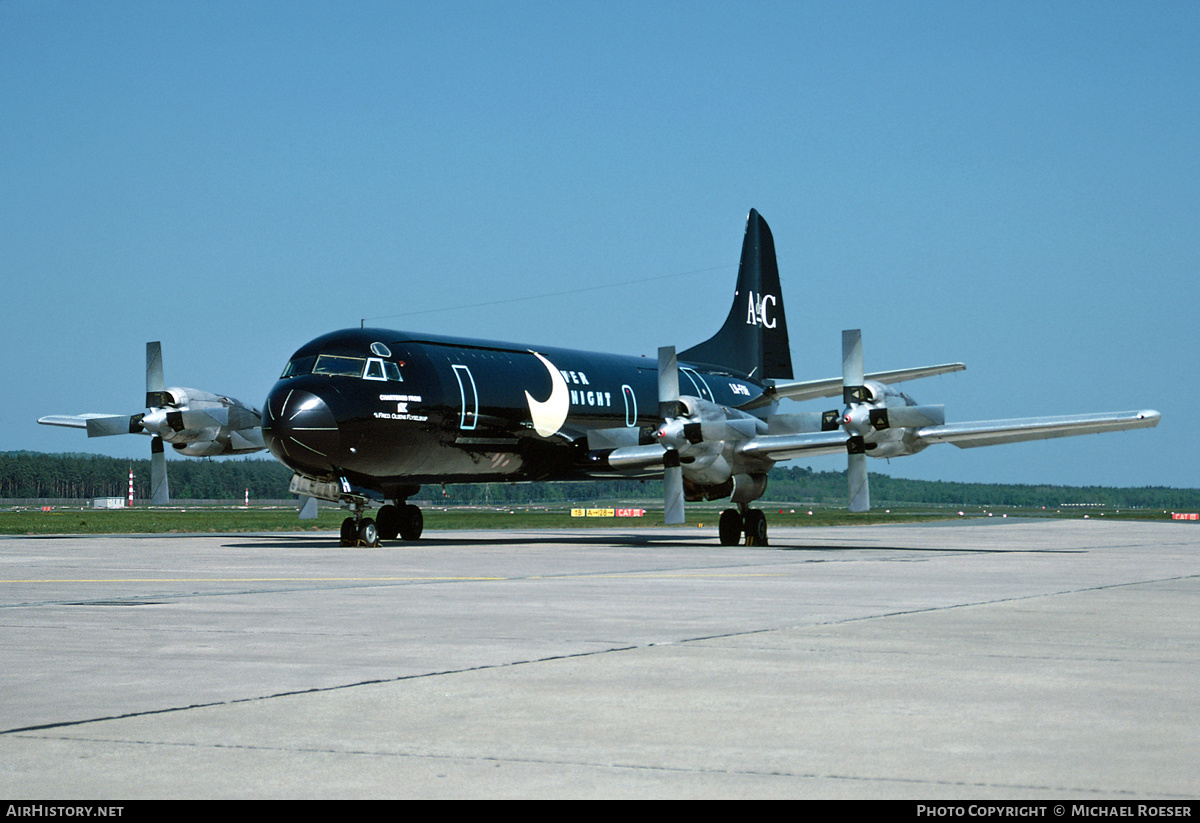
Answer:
[376,502,423,541]
[339,500,424,547]
[718,506,769,547]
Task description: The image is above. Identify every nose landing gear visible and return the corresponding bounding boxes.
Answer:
[338,497,379,547]
[340,515,379,547]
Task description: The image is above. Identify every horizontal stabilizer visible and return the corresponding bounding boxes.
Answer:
[747,363,966,408]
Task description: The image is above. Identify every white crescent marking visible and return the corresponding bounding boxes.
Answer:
[525,351,569,438]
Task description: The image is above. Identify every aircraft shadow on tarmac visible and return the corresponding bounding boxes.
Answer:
[224,531,1076,554]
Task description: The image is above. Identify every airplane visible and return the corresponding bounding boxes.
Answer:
[38,341,264,504]
[258,209,1160,547]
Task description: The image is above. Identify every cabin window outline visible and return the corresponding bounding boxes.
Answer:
[622,384,637,427]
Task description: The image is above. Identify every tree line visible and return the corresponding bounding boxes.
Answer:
[763,465,1200,511]
[0,452,293,501]
[1,452,1196,510]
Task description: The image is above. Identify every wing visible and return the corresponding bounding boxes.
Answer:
[914,409,1161,449]
[737,408,1161,463]
[737,430,852,461]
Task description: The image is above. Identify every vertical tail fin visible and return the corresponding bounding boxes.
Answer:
[679,209,793,380]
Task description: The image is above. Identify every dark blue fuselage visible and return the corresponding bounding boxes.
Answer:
[261,328,768,501]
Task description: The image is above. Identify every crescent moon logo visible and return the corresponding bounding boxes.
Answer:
[525,351,569,438]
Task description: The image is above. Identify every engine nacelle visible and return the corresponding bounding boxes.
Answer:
[674,396,767,445]
[151,387,189,408]
[174,437,227,457]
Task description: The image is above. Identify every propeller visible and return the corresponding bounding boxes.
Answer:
[841,329,871,513]
[80,342,263,504]
[655,346,686,525]
[79,343,173,504]
[649,346,772,524]
[145,342,170,505]
[824,330,946,512]
[40,342,265,505]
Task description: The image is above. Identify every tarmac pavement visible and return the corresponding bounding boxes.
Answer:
[1,518,1197,799]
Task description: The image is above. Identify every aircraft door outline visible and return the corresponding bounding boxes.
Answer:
[451,364,478,430]
[681,367,715,402]
[622,384,637,427]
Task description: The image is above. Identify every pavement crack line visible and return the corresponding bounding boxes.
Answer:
[4,572,1197,737]
[4,730,1179,798]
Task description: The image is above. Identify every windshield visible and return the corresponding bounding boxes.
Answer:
[313,355,367,377]
[280,353,402,381]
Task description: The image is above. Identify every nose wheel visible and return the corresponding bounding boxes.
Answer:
[340,515,379,547]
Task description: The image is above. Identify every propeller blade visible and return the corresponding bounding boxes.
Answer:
[841,330,870,512]
[663,451,685,525]
[85,415,141,437]
[657,345,685,524]
[842,329,866,404]
[847,451,870,512]
[150,436,170,505]
[658,346,679,419]
[146,341,167,409]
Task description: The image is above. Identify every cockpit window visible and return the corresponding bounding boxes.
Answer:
[281,355,316,378]
[313,354,368,377]
[281,352,403,380]
[364,357,402,381]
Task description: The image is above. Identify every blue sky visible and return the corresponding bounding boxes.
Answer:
[3,1,1196,490]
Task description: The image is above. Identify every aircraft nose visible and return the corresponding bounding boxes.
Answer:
[261,385,341,474]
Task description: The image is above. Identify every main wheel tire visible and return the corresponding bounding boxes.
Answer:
[399,504,424,541]
[340,517,356,546]
[376,504,401,540]
[744,509,768,546]
[719,509,743,546]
